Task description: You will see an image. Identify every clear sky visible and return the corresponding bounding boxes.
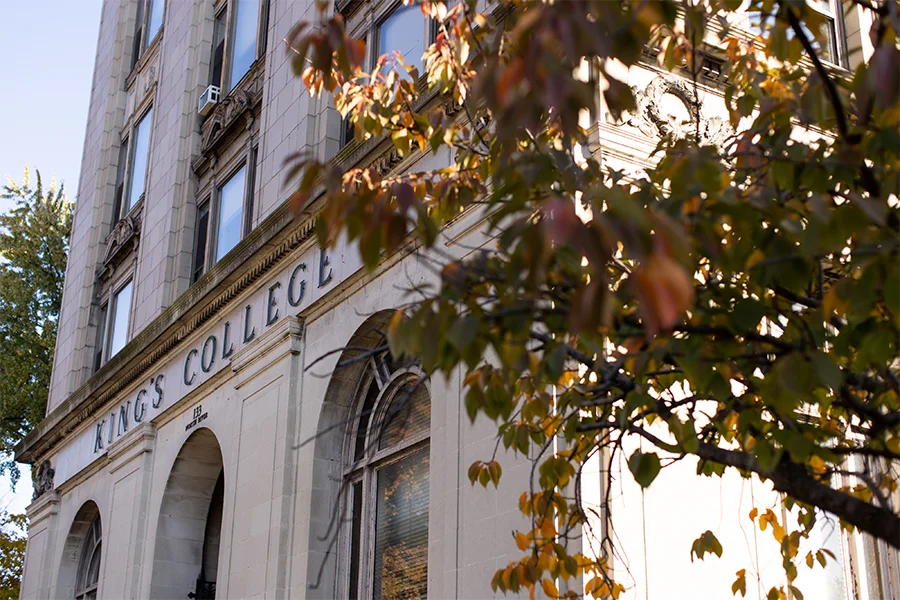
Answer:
[0,0,103,514]
[0,0,103,214]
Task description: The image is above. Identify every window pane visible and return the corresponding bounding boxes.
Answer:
[146,0,164,46]
[113,140,129,223]
[94,304,107,372]
[378,5,425,74]
[215,165,246,262]
[127,109,153,210]
[86,543,101,588]
[374,449,429,600]
[193,202,210,282]
[211,12,226,88]
[228,0,260,90]
[132,0,145,66]
[379,380,430,450]
[108,281,133,358]
[348,480,363,600]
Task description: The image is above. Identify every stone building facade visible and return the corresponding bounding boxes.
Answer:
[14,0,897,599]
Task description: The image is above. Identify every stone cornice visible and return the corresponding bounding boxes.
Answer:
[16,197,317,465]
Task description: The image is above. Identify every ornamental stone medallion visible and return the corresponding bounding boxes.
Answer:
[614,75,734,148]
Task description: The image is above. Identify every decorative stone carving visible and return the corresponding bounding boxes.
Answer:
[373,146,404,176]
[614,75,733,148]
[32,459,54,500]
[199,60,265,155]
[101,211,142,278]
[145,65,157,94]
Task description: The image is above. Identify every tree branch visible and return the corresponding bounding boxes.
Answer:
[695,442,900,548]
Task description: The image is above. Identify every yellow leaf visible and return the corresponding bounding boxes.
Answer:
[887,437,900,454]
[516,531,531,551]
[542,578,558,598]
[746,249,766,269]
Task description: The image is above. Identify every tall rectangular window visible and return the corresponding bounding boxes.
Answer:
[192,201,210,283]
[126,108,153,211]
[146,0,164,44]
[210,10,227,88]
[228,0,261,90]
[378,4,426,74]
[107,280,133,359]
[93,303,108,373]
[112,140,129,224]
[747,0,842,65]
[214,165,246,262]
[132,0,164,67]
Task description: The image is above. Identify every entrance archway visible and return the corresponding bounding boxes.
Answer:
[150,428,224,600]
[58,501,102,600]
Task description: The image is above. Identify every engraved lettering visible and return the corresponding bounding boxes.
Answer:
[134,389,147,422]
[184,349,198,386]
[243,304,256,343]
[152,374,164,408]
[288,262,306,307]
[222,321,235,358]
[318,248,333,288]
[117,401,130,436]
[266,282,281,326]
[201,335,217,373]
[94,421,105,453]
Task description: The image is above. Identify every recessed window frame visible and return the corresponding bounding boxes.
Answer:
[104,277,134,362]
[338,1,435,148]
[339,354,431,600]
[208,0,270,94]
[74,515,102,600]
[191,146,258,282]
[131,0,165,68]
[745,0,847,67]
[111,105,154,229]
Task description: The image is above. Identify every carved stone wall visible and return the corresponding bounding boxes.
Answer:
[613,74,734,148]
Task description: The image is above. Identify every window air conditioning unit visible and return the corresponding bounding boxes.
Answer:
[198,85,221,117]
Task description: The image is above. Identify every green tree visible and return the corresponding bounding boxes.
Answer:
[289,0,899,597]
[0,168,72,485]
[0,511,26,600]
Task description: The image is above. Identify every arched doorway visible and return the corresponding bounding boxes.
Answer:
[307,310,432,599]
[58,501,102,600]
[150,428,225,600]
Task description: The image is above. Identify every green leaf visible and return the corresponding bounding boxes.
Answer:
[690,530,724,562]
[628,450,661,488]
[809,351,842,390]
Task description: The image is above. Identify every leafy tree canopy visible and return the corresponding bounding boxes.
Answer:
[288,0,899,597]
[0,511,26,600]
[0,168,71,485]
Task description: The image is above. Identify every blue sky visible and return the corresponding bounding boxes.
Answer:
[0,0,103,513]
[0,0,103,214]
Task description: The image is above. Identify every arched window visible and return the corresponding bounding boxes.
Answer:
[343,351,430,600]
[74,516,101,600]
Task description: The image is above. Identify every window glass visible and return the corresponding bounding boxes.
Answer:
[373,449,429,600]
[193,202,210,282]
[108,280,133,358]
[229,0,260,90]
[132,0,146,66]
[379,381,430,449]
[94,304,108,373]
[113,140,129,223]
[378,4,425,73]
[146,0,164,46]
[127,109,153,210]
[211,11,227,88]
[75,517,102,600]
[215,165,246,262]
[348,480,363,600]
[747,1,837,63]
